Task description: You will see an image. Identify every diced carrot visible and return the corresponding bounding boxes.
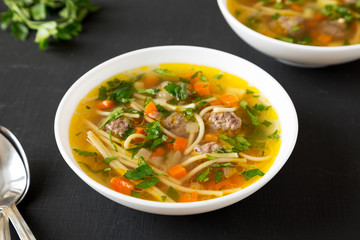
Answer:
[194,83,211,97]
[145,101,159,119]
[207,179,232,191]
[291,4,302,12]
[151,147,167,157]
[134,127,146,134]
[210,100,223,106]
[168,164,187,178]
[314,12,325,21]
[143,76,159,88]
[316,33,332,45]
[133,127,146,142]
[179,191,198,202]
[220,94,239,107]
[229,174,243,186]
[110,177,135,195]
[95,100,115,110]
[205,133,218,143]
[173,137,188,152]
[166,143,174,150]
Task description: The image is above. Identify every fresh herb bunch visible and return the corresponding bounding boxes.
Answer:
[0,0,99,49]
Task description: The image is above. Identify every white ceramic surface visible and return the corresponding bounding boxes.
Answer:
[217,0,360,67]
[54,46,298,215]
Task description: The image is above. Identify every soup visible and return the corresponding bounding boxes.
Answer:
[69,63,281,203]
[228,0,360,46]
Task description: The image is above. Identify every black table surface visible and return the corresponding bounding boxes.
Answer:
[1,0,359,239]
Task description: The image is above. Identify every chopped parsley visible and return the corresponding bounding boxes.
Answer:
[216,84,223,91]
[161,195,167,202]
[206,154,217,160]
[211,163,235,168]
[86,105,91,109]
[183,108,196,121]
[240,169,265,180]
[131,191,141,198]
[121,128,136,139]
[73,149,97,157]
[103,156,118,164]
[164,83,188,101]
[213,74,224,79]
[75,132,82,136]
[109,130,118,152]
[167,186,180,201]
[135,177,160,189]
[261,120,272,127]
[215,171,222,184]
[153,68,177,76]
[197,168,210,182]
[268,130,280,139]
[98,107,125,129]
[137,88,160,95]
[219,134,251,152]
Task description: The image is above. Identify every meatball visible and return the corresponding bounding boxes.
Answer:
[163,112,189,138]
[206,112,242,131]
[105,118,129,136]
[318,20,347,40]
[272,16,306,38]
[194,142,223,154]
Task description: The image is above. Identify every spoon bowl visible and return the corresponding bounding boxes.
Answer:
[0,127,35,240]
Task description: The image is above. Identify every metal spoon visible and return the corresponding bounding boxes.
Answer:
[0,126,30,240]
[0,127,35,240]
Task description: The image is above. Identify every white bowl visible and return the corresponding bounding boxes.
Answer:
[54,46,298,215]
[217,0,360,67]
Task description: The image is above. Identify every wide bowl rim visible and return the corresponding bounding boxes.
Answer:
[217,0,360,51]
[54,45,298,215]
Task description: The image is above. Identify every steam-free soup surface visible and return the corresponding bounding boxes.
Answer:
[228,0,360,46]
[69,63,281,203]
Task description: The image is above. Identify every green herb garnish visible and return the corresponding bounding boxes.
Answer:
[135,177,160,189]
[98,107,125,129]
[219,134,251,152]
[0,0,99,50]
[240,169,264,180]
[103,156,117,164]
[167,186,180,201]
[215,170,222,184]
[206,154,217,160]
[197,168,210,182]
[73,148,97,157]
[164,83,188,101]
[213,74,223,79]
[131,191,141,198]
[211,163,235,168]
[153,68,177,76]
[268,130,280,139]
[137,88,160,95]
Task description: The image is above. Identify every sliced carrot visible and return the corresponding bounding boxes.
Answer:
[291,4,302,12]
[220,94,239,107]
[210,100,223,106]
[133,127,146,142]
[179,191,198,202]
[168,164,187,178]
[151,147,167,157]
[110,177,135,195]
[145,101,159,119]
[134,127,146,134]
[207,179,232,190]
[205,133,218,143]
[229,174,243,186]
[95,100,115,110]
[173,137,188,152]
[314,12,325,21]
[194,83,211,97]
[143,76,159,88]
[316,33,332,45]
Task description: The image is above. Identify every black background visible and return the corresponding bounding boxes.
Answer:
[1,0,359,239]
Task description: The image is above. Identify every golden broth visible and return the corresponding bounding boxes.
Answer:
[228,0,360,46]
[69,63,281,202]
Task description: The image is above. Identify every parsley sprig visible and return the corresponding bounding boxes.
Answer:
[0,0,99,49]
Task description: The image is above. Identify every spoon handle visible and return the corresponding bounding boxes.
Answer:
[1,203,35,240]
[0,211,10,240]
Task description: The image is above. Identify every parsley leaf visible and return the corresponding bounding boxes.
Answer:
[213,74,224,79]
[135,176,160,189]
[206,154,217,160]
[131,191,141,198]
[167,186,180,201]
[268,130,280,139]
[219,134,251,152]
[73,149,97,156]
[183,108,196,121]
[164,83,188,101]
[261,120,272,127]
[246,89,254,94]
[153,68,177,76]
[121,128,136,139]
[211,163,235,168]
[240,100,260,126]
[137,88,160,95]
[108,81,134,104]
[98,107,125,129]
[215,171,222,184]
[123,161,157,180]
[109,130,118,151]
[179,77,190,83]
[197,168,210,182]
[103,156,118,164]
[161,195,167,202]
[241,169,264,180]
